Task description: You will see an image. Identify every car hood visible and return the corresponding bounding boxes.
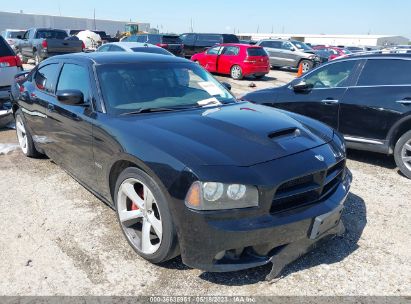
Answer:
[116,102,333,167]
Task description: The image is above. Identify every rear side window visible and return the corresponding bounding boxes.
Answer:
[0,36,14,56]
[57,64,90,102]
[247,48,267,56]
[197,34,221,45]
[180,34,195,44]
[260,41,282,49]
[162,36,182,44]
[358,59,411,86]
[35,30,68,39]
[147,35,161,44]
[223,46,239,56]
[35,64,59,93]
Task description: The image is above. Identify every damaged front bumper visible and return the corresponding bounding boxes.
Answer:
[175,167,352,278]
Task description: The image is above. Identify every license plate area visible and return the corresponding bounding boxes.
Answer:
[309,204,344,240]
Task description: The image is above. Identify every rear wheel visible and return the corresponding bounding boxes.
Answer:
[15,109,40,157]
[230,65,243,80]
[114,167,178,263]
[394,130,411,179]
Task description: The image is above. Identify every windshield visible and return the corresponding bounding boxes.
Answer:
[7,31,25,38]
[97,62,236,115]
[291,40,312,51]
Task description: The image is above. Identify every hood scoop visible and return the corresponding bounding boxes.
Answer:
[268,128,301,140]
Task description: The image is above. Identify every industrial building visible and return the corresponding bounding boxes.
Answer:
[0,11,152,36]
[238,33,409,47]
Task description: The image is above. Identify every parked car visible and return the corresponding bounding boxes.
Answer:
[191,43,270,80]
[11,52,351,276]
[97,42,173,56]
[0,29,26,51]
[16,28,84,65]
[242,53,411,178]
[68,30,119,44]
[313,46,352,60]
[122,34,184,57]
[0,36,22,127]
[255,39,321,73]
[180,33,239,57]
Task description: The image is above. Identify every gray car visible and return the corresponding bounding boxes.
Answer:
[96,42,173,56]
[256,39,320,73]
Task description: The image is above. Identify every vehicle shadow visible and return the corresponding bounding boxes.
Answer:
[347,149,396,170]
[162,192,366,286]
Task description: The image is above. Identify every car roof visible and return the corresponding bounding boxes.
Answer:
[217,43,261,48]
[107,42,163,50]
[342,53,411,60]
[52,52,189,65]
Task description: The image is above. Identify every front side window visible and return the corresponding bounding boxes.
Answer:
[304,60,357,89]
[35,64,59,93]
[96,62,236,115]
[357,59,411,86]
[207,46,221,55]
[97,44,111,52]
[57,64,90,102]
[282,41,294,51]
[291,40,311,51]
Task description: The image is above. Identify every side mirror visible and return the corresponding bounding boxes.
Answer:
[221,82,231,91]
[292,80,313,92]
[290,47,296,51]
[57,90,85,105]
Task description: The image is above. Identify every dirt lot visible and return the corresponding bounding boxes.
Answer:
[0,68,410,296]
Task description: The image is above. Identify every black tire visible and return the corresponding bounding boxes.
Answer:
[230,65,243,80]
[15,109,41,158]
[299,59,314,73]
[394,130,411,179]
[114,167,179,263]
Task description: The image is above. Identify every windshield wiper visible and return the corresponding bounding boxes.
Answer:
[121,107,178,115]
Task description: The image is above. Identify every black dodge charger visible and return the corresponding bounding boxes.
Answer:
[12,52,351,276]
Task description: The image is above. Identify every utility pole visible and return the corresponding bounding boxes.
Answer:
[93,8,96,30]
[190,18,194,33]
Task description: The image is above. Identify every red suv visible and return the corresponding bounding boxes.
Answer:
[191,44,270,80]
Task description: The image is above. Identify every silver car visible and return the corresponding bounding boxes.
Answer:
[0,29,25,52]
[96,42,173,56]
[256,39,320,73]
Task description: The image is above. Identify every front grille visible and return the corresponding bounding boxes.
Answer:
[270,160,346,214]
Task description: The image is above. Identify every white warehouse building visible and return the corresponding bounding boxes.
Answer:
[238,33,409,47]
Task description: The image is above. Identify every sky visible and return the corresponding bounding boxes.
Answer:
[1,0,410,38]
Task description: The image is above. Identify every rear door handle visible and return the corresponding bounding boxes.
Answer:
[47,104,55,112]
[396,99,411,105]
[321,99,339,105]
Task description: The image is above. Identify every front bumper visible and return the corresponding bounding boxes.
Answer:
[172,144,351,273]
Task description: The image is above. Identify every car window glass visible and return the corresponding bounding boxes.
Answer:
[223,46,239,56]
[36,30,67,39]
[223,35,239,43]
[57,64,90,102]
[282,42,294,50]
[23,31,29,40]
[35,63,59,93]
[358,59,411,86]
[137,35,147,43]
[147,35,161,44]
[181,34,195,44]
[109,45,124,52]
[265,41,282,49]
[305,60,356,89]
[197,35,221,45]
[207,46,221,55]
[131,47,171,55]
[97,44,111,52]
[0,37,14,56]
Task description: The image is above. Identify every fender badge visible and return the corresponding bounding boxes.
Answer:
[315,155,325,162]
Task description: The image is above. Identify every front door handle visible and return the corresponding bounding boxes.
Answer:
[396,99,411,105]
[47,104,55,112]
[321,99,339,105]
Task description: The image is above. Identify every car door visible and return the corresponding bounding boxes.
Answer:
[217,46,240,74]
[202,46,222,73]
[274,59,359,130]
[19,63,60,152]
[339,58,411,142]
[46,61,95,184]
[260,40,283,66]
[280,41,299,67]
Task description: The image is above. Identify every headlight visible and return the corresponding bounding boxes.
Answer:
[185,181,259,211]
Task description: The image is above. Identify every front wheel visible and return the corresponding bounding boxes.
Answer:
[231,65,243,80]
[114,167,179,263]
[394,130,411,179]
[299,60,313,74]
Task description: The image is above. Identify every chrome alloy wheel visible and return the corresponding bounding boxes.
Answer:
[301,61,311,73]
[231,65,242,79]
[16,115,28,154]
[117,178,163,255]
[401,139,411,171]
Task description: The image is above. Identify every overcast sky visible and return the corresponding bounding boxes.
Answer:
[1,0,409,37]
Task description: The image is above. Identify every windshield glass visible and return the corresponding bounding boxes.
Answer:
[291,40,312,51]
[97,62,236,115]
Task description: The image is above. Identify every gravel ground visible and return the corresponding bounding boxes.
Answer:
[0,67,410,296]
